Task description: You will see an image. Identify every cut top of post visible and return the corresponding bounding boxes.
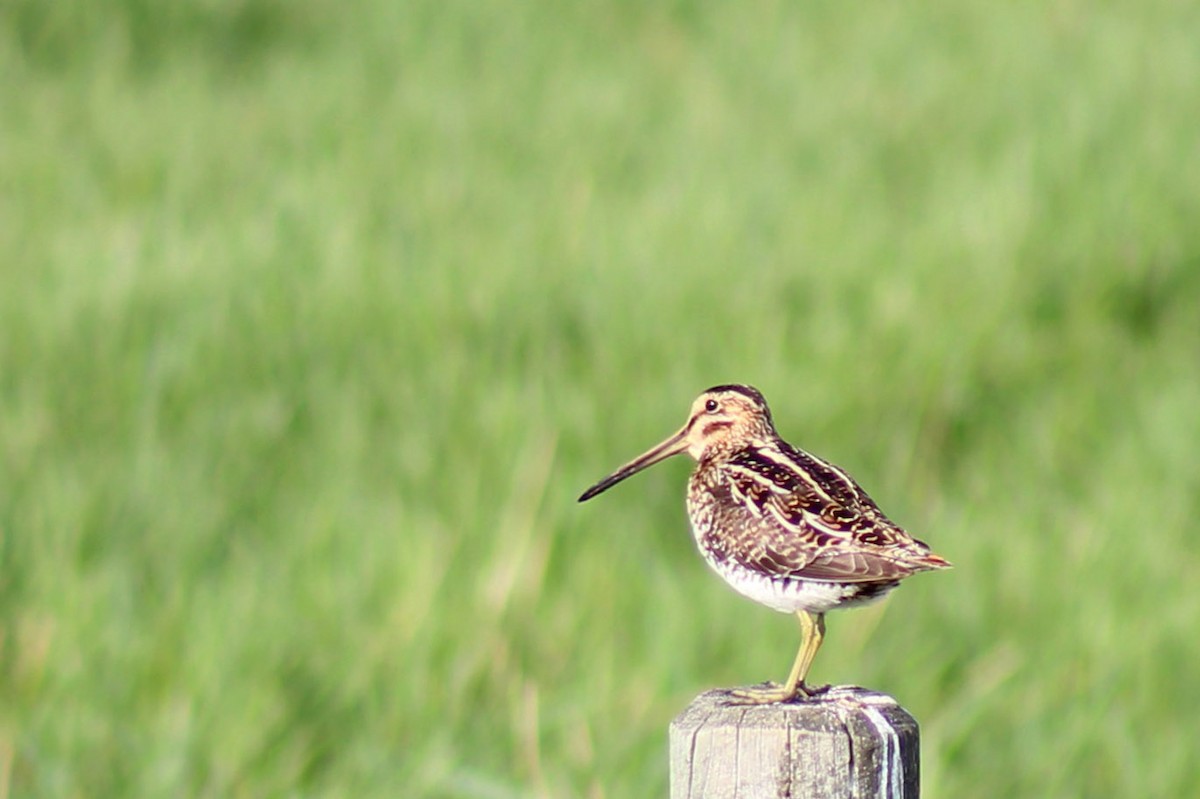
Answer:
[669,686,920,799]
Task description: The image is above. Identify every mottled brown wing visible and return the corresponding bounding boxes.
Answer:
[718,445,938,583]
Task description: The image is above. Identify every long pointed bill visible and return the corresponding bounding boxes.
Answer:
[578,427,689,502]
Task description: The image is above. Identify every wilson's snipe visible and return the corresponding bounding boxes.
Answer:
[578,384,950,704]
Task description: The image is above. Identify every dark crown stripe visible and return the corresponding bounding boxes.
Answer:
[703,384,768,406]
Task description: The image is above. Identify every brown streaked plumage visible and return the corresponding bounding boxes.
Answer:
[578,384,950,704]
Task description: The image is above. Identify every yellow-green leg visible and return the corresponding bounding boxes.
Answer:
[729,610,826,705]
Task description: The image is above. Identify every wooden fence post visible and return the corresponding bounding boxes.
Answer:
[669,686,920,799]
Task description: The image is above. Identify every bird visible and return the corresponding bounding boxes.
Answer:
[578,384,950,704]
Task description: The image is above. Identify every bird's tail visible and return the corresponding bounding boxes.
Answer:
[916,552,953,571]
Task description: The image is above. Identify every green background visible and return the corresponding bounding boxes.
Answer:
[3,1,1199,796]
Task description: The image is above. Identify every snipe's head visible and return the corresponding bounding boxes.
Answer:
[578,384,777,502]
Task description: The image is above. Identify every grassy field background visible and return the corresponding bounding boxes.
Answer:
[3,0,1199,796]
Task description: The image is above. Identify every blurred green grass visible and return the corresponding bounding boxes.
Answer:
[2,0,1199,796]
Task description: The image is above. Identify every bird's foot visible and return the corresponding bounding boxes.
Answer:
[724,681,825,705]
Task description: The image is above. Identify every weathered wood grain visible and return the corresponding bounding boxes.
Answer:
[669,686,919,799]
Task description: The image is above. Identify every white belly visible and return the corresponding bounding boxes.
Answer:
[698,544,897,614]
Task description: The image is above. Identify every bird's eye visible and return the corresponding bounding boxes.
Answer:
[704,399,719,413]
